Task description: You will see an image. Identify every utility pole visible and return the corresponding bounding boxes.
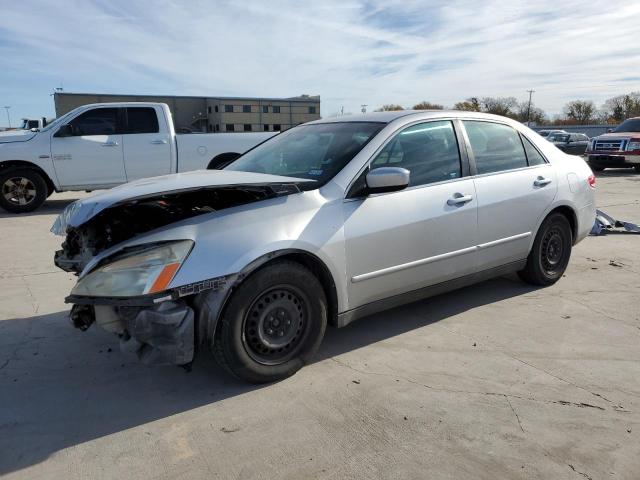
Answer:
[3,106,11,129]
[526,89,535,125]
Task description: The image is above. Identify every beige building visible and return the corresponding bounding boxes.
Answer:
[53,92,321,133]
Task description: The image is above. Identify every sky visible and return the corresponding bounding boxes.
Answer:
[1,0,639,126]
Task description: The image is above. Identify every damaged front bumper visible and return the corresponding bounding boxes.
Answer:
[67,275,233,366]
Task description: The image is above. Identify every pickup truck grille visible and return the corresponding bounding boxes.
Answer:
[593,139,627,152]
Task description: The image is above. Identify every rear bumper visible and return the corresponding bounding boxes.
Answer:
[587,154,640,166]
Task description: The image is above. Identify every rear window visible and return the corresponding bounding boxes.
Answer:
[126,107,159,134]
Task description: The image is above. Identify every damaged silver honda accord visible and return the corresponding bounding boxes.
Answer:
[52,111,596,382]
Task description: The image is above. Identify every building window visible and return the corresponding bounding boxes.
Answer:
[273,124,281,131]
[207,106,212,114]
[262,105,268,113]
[215,124,220,132]
[208,123,213,132]
[226,124,234,132]
[215,106,219,113]
[225,105,233,113]
[272,106,281,113]
[309,106,317,114]
[244,124,252,131]
[243,105,251,113]
[263,124,269,131]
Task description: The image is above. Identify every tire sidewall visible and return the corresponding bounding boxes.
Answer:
[216,261,327,383]
[0,169,47,213]
[532,214,572,283]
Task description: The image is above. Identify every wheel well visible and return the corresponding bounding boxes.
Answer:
[548,205,577,243]
[207,152,241,170]
[0,160,56,195]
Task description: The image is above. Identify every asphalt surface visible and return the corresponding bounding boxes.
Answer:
[1,169,639,479]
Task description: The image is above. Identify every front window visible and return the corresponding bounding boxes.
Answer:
[225,122,384,188]
[613,118,640,133]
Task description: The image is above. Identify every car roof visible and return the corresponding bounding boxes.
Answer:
[307,109,517,125]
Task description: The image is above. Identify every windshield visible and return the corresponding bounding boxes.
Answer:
[549,134,569,142]
[224,122,385,188]
[538,131,550,137]
[613,118,640,133]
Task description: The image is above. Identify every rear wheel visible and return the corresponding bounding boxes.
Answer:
[590,164,604,172]
[212,260,327,383]
[634,165,640,174]
[518,213,573,286]
[0,168,47,213]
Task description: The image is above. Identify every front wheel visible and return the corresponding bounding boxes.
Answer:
[212,260,327,383]
[0,168,48,213]
[518,213,573,286]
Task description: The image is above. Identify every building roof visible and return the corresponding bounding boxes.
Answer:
[54,92,320,103]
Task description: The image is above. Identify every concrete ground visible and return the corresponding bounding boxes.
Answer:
[1,170,639,480]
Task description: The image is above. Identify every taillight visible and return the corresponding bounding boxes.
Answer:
[588,174,596,188]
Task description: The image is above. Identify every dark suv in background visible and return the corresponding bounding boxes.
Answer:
[548,132,590,155]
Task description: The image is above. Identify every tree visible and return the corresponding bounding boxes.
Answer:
[375,104,404,112]
[514,101,547,125]
[563,100,596,124]
[480,97,518,117]
[602,92,640,122]
[453,97,481,112]
[412,101,443,110]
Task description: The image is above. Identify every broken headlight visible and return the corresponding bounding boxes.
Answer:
[71,240,193,297]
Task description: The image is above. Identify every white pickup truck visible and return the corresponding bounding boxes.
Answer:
[0,102,274,213]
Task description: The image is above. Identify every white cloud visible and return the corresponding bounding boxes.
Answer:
[1,0,639,122]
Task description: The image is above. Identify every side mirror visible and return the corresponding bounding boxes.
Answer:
[607,128,613,133]
[365,167,410,194]
[54,124,74,137]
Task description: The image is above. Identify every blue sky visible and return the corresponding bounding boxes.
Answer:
[1,0,639,126]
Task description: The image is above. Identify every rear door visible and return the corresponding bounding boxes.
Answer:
[343,120,478,308]
[461,120,557,271]
[121,106,172,181]
[50,107,126,188]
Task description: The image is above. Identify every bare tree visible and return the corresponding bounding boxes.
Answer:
[375,104,405,112]
[514,101,547,125]
[412,101,443,110]
[453,97,481,112]
[602,92,640,122]
[480,97,518,117]
[563,100,596,124]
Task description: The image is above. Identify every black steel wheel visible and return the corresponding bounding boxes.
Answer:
[212,260,327,383]
[0,168,47,213]
[518,213,572,286]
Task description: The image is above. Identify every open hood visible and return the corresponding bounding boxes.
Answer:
[52,170,313,273]
[52,170,313,233]
[0,130,37,143]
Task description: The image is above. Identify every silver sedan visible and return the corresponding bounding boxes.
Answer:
[53,110,596,382]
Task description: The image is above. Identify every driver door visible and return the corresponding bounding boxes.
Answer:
[343,120,478,309]
[50,107,127,188]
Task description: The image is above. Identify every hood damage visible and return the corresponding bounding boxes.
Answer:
[54,182,303,274]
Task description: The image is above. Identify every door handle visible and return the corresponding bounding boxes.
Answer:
[447,193,473,206]
[534,176,552,187]
[150,139,168,145]
[101,141,119,147]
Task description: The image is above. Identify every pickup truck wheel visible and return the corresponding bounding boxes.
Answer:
[212,260,327,383]
[590,165,604,172]
[0,169,47,213]
[634,165,640,173]
[518,213,572,286]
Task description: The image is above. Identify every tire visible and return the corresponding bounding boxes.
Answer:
[0,168,48,213]
[518,213,573,286]
[212,260,327,383]
[633,165,640,174]
[590,165,604,172]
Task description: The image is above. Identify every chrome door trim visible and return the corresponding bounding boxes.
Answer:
[351,245,477,283]
[477,232,531,249]
[351,231,531,283]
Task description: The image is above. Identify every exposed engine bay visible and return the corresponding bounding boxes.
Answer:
[54,183,301,274]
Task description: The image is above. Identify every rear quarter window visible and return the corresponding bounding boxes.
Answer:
[463,121,528,174]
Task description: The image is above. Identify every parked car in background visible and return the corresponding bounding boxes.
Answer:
[548,132,590,155]
[585,117,640,172]
[537,129,567,138]
[0,102,274,213]
[53,110,596,383]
